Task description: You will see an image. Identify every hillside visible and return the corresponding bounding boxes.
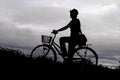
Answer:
[0,46,120,73]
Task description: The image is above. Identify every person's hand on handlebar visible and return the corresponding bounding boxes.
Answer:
[52,30,58,34]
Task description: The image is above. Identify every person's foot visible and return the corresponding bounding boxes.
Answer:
[59,53,67,58]
[63,58,72,64]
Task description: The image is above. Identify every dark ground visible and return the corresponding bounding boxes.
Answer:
[0,46,120,76]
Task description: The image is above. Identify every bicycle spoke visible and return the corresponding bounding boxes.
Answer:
[73,47,98,65]
[31,45,57,62]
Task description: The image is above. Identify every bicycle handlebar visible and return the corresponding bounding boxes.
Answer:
[51,30,58,34]
[50,30,58,44]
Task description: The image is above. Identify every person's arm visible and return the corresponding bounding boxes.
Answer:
[52,20,71,34]
[79,20,82,34]
[57,20,71,32]
[57,26,69,32]
[52,25,69,34]
[77,19,82,34]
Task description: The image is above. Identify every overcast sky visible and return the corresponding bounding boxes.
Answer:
[0,0,120,63]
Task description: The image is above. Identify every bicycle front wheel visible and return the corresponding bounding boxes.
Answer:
[31,44,57,62]
[73,47,98,65]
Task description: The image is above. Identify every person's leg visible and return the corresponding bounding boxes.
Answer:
[59,37,70,55]
[67,41,76,63]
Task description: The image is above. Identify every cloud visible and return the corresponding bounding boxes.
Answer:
[81,3,120,40]
[0,0,69,25]
[0,0,70,47]
[12,6,68,25]
[0,0,120,58]
[0,19,42,47]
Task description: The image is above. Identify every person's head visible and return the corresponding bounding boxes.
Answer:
[70,9,79,19]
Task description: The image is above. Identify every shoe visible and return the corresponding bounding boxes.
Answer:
[63,58,72,64]
[59,53,67,58]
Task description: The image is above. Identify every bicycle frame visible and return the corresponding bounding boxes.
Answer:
[49,33,91,57]
[49,33,61,54]
[31,32,98,65]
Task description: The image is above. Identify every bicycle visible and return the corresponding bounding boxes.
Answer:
[30,31,98,65]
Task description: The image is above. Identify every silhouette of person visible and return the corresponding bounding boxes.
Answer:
[53,9,82,63]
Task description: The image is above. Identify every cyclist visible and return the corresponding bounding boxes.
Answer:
[53,9,82,63]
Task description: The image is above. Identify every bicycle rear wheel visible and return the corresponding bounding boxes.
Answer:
[31,44,57,62]
[73,47,98,65]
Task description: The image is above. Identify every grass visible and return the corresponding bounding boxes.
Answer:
[0,46,120,73]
